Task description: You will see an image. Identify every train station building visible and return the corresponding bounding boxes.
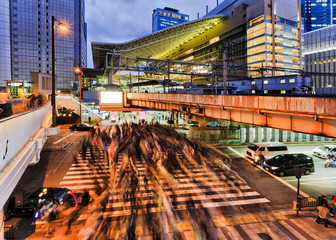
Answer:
[92,0,301,89]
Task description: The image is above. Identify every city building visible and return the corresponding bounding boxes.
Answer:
[152,7,189,32]
[303,24,336,94]
[0,0,87,93]
[92,0,300,93]
[0,0,11,92]
[301,0,336,33]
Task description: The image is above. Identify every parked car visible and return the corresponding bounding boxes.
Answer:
[69,123,95,131]
[246,142,289,161]
[312,145,336,158]
[262,153,314,177]
[5,187,79,220]
[207,121,220,127]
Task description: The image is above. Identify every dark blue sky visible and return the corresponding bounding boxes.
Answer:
[85,0,218,67]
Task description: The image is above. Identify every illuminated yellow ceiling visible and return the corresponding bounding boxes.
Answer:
[92,16,226,69]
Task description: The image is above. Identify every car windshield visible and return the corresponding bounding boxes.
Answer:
[320,146,331,151]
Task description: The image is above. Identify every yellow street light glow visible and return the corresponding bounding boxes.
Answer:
[58,23,68,31]
[74,67,81,73]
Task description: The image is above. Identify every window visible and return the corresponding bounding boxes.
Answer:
[264,80,269,84]
[280,79,286,83]
[251,81,256,85]
[281,90,286,94]
[267,146,288,151]
[289,78,295,83]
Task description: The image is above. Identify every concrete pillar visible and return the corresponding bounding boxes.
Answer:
[262,127,267,142]
[246,125,250,143]
[0,208,4,240]
[270,128,275,142]
[109,70,114,84]
[255,127,259,142]
[283,131,288,142]
[240,127,246,143]
[266,128,271,142]
[279,130,283,142]
[274,129,279,142]
[297,133,302,142]
[249,127,255,143]
[257,127,263,142]
[291,132,295,142]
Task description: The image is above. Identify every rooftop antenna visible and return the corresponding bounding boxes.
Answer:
[206,5,209,14]
[197,13,199,19]
[217,0,219,6]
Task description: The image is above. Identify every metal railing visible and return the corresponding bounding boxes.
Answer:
[4,225,14,239]
[298,195,335,209]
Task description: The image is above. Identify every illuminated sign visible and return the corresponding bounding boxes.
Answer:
[7,82,23,87]
[249,15,265,27]
[99,91,124,109]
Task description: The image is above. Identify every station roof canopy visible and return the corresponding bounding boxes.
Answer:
[91,15,225,69]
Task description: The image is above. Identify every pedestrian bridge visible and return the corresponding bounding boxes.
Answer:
[126,93,336,139]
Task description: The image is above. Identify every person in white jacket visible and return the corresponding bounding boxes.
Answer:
[315,203,331,227]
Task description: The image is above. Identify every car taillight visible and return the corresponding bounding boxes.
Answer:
[312,158,314,165]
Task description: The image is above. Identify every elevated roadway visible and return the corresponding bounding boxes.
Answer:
[126,93,336,138]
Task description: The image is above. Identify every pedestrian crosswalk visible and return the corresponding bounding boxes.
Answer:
[59,146,271,218]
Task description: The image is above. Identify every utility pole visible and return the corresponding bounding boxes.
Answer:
[261,63,264,94]
[222,46,228,95]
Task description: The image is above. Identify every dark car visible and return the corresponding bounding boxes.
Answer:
[5,187,79,220]
[262,153,314,177]
[69,123,95,131]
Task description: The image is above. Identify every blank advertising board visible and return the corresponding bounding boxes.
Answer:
[99,91,124,110]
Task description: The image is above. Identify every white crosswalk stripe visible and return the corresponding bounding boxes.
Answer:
[59,146,271,218]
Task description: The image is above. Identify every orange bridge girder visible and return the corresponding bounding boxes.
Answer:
[126,93,336,138]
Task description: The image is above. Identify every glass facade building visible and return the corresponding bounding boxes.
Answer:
[1,0,87,91]
[247,15,300,78]
[303,25,336,89]
[302,0,336,33]
[152,7,189,32]
[0,0,11,90]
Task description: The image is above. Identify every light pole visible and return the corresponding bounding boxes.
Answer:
[51,16,68,127]
[74,67,82,123]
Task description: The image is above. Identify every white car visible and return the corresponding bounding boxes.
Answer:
[246,142,289,162]
[312,145,336,158]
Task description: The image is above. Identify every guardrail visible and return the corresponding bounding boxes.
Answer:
[4,225,14,239]
[298,195,335,209]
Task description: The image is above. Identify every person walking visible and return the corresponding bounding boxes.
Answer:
[315,203,331,227]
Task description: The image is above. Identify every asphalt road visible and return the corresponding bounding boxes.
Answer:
[217,142,336,198]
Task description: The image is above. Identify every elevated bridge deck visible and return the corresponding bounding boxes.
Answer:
[126,93,336,138]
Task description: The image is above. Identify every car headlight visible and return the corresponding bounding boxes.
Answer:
[271,166,278,170]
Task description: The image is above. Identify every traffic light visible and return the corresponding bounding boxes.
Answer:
[158,113,161,118]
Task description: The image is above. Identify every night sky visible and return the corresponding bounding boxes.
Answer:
[85,0,219,67]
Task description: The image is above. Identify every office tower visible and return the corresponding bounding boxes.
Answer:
[152,7,189,32]
[0,0,87,92]
[0,0,11,91]
[302,0,335,32]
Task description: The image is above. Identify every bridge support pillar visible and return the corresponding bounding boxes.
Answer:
[240,127,246,143]
[0,208,3,240]
[266,128,271,142]
[256,127,263,142]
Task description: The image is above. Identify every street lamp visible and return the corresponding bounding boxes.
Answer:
[74,67,82,123]
[51,16,68,127]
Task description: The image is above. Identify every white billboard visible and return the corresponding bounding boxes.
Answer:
[99,91,124,109]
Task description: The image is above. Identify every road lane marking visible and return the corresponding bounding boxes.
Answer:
[286,176,336,182]
[53,132,74,144]
[227,147,310,198]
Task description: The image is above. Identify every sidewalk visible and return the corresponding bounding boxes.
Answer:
[23,208,336,239]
